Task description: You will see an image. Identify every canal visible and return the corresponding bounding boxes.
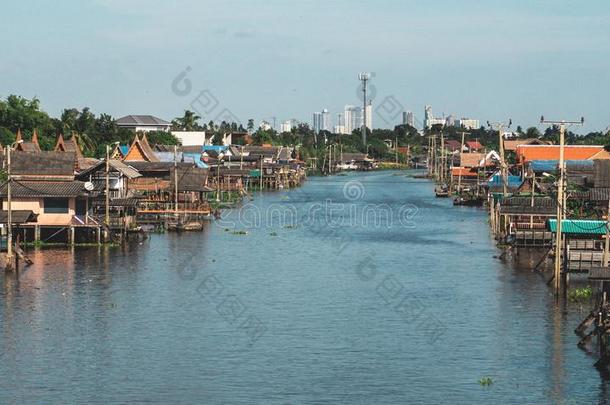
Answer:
[0,171,606,403]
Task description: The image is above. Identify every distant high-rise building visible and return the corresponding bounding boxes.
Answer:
[406,111,414,127]
[312,109,330,133]
[424,105,445,129]
[280,119,298,133]
[343,104,372,134]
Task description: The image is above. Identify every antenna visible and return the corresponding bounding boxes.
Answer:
[358,72,370,146]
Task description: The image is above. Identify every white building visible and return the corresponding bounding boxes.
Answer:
[402,111,415,127]
[280,119,298,133]
[343,104,372,134]
[172,131,209,146]
[455,118,480,130]
[116,115,171,132]
[424,106,445,129]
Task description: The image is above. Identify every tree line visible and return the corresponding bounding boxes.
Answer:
[2,94,609,161]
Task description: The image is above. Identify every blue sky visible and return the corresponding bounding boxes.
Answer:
[1,0,609,132]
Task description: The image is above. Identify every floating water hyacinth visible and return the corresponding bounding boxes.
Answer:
[478,377,493,386]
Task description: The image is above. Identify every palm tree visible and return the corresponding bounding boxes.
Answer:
[173,110,201,131]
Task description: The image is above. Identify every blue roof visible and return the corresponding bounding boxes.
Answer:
[202,145,229,153]
[486,174,522,188]
[530,160,594,172]
[119,145,129,155]
[155,151,183,162]
[183,153,208,168]
[548,219,608,235]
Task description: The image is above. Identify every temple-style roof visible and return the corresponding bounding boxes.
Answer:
[123,134,160,162]
[54,133,84,159]
[15,128,41,152]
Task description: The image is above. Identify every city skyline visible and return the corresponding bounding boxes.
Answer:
[1,1,609,132]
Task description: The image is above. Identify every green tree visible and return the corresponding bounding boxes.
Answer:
[172,110,201,131]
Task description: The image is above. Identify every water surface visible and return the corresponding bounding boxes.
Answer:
[0,171,605,404]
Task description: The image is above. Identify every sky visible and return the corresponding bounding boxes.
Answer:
[1,0,609,133]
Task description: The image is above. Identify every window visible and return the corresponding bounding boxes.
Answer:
[44,198,69,214]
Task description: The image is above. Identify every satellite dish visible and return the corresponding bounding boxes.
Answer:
[84,182,94,191]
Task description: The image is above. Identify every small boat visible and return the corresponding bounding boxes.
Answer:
[453,196,484,207]
[167,220,204,232]
[435,185,449,198]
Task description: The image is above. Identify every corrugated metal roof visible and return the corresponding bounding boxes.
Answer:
[547,219,608,235]
[0,210,37,224]
[517,145,604,163]
[183,153,209,168]
[485,174,523,188]
[530,159,594,172]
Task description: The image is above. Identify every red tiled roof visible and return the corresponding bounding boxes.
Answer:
[466,140,483,150]
[451,167,478,177]
[460,153,485,168]
[444,140,462,151]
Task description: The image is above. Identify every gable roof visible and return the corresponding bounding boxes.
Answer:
[0,180,87,198]
[123,134,160,162]
[451,167,478,177]
[466,140,483,150]
[459,153,485,168]
[15,128,41,152]
[1,151,76,178]
[54,133,84,159]
[116,115,170,127]
[444,140,462,152]
[76,159,141,179]
[516,145,605,163]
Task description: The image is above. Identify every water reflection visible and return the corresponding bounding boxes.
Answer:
[0,171,608,403]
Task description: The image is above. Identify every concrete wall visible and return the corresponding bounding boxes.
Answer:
[3,198,76,225]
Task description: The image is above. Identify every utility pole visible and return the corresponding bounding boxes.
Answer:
[358,72,370,146]
[6,145,12,271]
[602,200,610,267]
[487,120,512,197]
[440,131,445,184]
[259,156,263,191]
[5,139,23,271]
[105,145,110,225]
[395,136,399,165]
[456,131,470,194]
[541,115,584,296]
[174,145,179,214]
